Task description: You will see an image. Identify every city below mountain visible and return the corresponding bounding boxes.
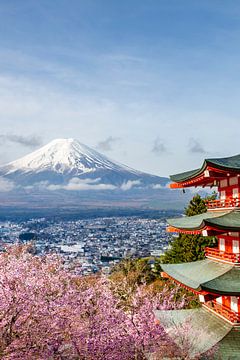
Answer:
[0,138,190,212]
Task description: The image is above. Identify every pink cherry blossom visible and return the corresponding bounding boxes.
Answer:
[0,245,195,359]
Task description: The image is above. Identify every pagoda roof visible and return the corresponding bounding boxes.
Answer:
[154,307,240,358]
[167,210,240,232]
[161,259,240,295]
[170,153,240,185]
[170,168,204,183]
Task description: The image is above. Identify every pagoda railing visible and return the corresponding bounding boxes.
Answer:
[206,196,240,209]
[205,301,240,324]
[205,247,240,264]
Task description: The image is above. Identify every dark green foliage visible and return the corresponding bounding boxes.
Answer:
[162,233,217,263]
[110,257,162,285]
[162,193,217,264]
[184,194,207,216]
[184,193,217,217]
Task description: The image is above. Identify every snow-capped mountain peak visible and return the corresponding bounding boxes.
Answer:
[0,138,168,189]
[5,138,134,175]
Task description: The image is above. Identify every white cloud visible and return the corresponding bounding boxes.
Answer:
[152,184,163,189]
[152,183,170,189]
[24,181,50,191]
[120,180,141,191]
[1,47,240,176]
[48,177,116,191]
[0,177,15,192]
[68,178,101,185]
[40,177,143,191]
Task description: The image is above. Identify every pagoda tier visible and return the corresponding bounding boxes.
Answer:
[155,307,240,358]
[161,259,240,297]
[159,153,240,356]
[170,154,240,211]
[164,211,240,324]
[161,259,240,325]
[167,210,240,265]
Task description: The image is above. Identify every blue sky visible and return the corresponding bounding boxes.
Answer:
[0,0,240,176]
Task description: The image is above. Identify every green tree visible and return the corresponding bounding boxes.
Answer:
[184,192,217,216]
[162,193,217,264]
[110,257,162,286]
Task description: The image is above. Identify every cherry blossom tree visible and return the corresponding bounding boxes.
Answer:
[0,245,205,359]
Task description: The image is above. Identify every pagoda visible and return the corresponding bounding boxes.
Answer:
[156,154,240,358]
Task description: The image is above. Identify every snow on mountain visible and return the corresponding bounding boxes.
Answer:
[5,139,134,174]
[0,138,169,190]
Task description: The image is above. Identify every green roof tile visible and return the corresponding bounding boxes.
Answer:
[167,211,227,230]
[206,211,240,231]
[154,307,238,359]
[208,154,240,170]
[161,259,234,293]
[170,168,201,182]
[203,267,240,296]
[218,328,240,359]
[167,210,240,231]
[170,154,240,183]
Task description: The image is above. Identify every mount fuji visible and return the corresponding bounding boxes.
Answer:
[0,138,169,191]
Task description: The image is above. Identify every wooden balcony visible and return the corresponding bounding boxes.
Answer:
[206,196,240,209]
[205,301,240,324]
[205,247,240,264]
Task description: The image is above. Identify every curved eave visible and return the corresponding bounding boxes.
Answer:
[167,211,228,232]
[161,259,240,296]
[202,268,240,296]
[207,154,240,172]
[167,226,204,234]
[170,164,206,183]
[170,155,240,188]
[167,225,223,235]
[204,211,240,232]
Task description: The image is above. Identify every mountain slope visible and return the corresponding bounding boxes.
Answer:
[0,138,169,189]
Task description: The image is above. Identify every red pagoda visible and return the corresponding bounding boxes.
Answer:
[155,154,240,358]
